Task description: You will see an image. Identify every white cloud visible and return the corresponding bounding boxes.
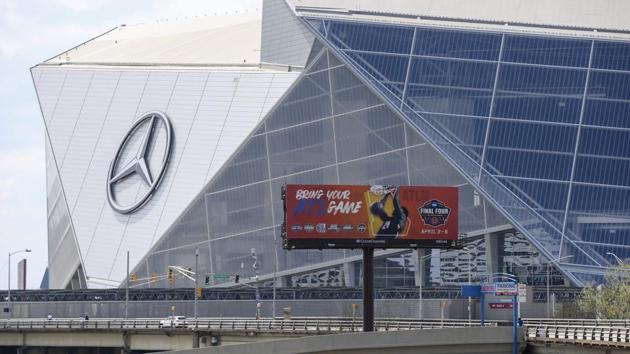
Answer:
[53,0,98,11]
[0,178,16,205]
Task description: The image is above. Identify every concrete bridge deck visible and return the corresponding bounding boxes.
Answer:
[0,317,628,353]
[164,326,522,354]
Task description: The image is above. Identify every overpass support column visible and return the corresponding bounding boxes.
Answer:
[414,249,429,320]
[414,249,429,287]
[343,261,356,287]
[121,331,131,354]
[193,331,200,348]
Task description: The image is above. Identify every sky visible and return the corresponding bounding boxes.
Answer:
[0,0,262,290]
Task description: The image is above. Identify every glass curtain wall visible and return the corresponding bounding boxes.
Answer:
[138,45,509,288]
[306,18,630,284]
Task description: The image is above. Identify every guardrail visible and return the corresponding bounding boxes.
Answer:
[4,316,630,348]
[0,317,496,333]
[0,286,581,302]
[525,324,630,347]
[524,318,630,328]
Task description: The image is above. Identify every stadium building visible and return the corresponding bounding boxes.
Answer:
[33,0,630,289]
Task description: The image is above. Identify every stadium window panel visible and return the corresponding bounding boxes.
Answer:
[413,28,501,61]
[327,21,414,54]
[592,41,630,71]
[502,35,591,67]
[497,64,587,96]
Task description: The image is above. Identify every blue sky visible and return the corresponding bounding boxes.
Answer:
[0,0,261,289]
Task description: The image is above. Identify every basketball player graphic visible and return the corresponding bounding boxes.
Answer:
[368,185,409,238]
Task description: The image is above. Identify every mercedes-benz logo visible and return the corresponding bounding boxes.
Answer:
[107,111,173,214]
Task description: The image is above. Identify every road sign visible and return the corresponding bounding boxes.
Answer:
[518,283,527,303]
[494,282,518,296]
[489,302,513,309]
[461,285,481,297]
[481,283,495,293]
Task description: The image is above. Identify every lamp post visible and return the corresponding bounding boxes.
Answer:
[545,255,573,318]
[125,251,129,319]
[251,248,260,319]
[462,247,474,325]
[8,249,31,319]
[606,252,624,265]
[417,251,434,320]
[194,247,199,322]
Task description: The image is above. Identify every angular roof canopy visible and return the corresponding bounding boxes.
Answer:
[44,12,264,66]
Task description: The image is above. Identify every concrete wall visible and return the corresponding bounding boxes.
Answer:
[0,331,194,352]
[526,343,630,354]
[4,299,552,320]
[168,327,523,354]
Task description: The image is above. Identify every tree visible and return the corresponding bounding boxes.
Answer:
[577,262,630,319]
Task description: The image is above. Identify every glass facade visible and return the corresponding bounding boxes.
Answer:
[137,46,510,288]
[306,18,630,284]
[39,10,630,289]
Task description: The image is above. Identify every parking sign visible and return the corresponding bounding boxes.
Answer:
[494,282,518,296]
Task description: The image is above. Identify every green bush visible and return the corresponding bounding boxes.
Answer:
[577,262,630,319]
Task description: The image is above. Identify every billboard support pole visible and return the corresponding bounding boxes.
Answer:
[362,248,374,332]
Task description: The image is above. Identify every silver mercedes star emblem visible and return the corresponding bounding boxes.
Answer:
[107,111,173,214]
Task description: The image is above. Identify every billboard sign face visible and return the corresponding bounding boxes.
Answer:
[283,184,458,249]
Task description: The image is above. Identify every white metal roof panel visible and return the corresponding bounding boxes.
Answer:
[44,13,263,66]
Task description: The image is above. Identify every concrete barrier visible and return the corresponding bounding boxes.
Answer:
[165,327,524,354]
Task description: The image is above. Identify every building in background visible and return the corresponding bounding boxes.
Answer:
[17,259,27,290]
[33,0,630,289]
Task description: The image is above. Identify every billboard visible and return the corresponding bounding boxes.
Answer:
[282,184,459,249]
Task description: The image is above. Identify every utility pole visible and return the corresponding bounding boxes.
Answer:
[194,247,199,321]
[252,248,260,319]
[468,249,472,325]
[125,251,129,319]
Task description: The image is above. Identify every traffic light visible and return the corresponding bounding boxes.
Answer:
[130,273,137,282]
[167,268,174,285]
[204,276,210,285]
[234,274,240,283]
[197,287,202,299]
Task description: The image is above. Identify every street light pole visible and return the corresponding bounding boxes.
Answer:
[7,249,31,319]
[194,247,199,321]
[546,263,550,318]
[7,252,9,319]
[545,255,574,318]
[417,251,432,320]
[125,251,129,319]
[607,252,624,265]
[468,250,472,325]
[251,248,260,320]
[461,247,473,325]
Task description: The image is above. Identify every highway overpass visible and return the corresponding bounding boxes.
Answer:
[0,318,628,353]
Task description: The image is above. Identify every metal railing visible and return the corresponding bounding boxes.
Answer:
[0,286,582,302]
[0,317,495,333]
[3,316,630,348]
[524,318,630,328]
[525,324,630,347]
